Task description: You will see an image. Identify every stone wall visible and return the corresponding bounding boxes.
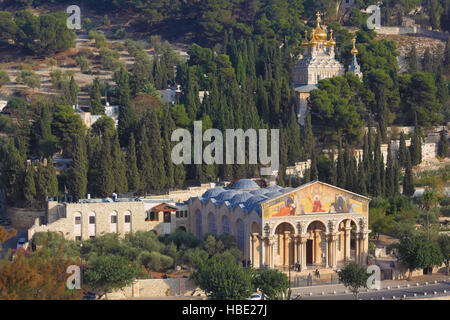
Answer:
[376,26,449,40]
[6,206,46,229]
[108,278,198,299]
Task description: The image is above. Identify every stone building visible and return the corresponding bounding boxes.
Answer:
[187,179,370,272]
[28,197,188,241]
[293,12,362,124]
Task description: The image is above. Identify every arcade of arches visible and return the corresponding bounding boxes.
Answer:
[250,218,369,271]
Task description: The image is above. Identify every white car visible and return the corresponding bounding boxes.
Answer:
[248,293,263,300]
[16,238,26,249]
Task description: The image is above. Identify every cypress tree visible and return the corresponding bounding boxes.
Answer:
[89,77,104,115]
[436,71,449,105]
[357,155,367,195]
[408,45,418,73]
[97,137,114,197]
[304,110,314,159]
[45,157,58,197]
[409,113,422,166]
[117,66,135,146]
[146,109,166,192]
[136,124,152,195]
[162,107,175,189]
[403,150,415,196]
[398,131,408,167]
[23,165,36,207]
[35,162,47,208]
[69,76,79,106]
[112,132,128,193]
[126,133,140,193]
[437,130,449,158]
[393,162,400,195]
[385,144,394,197]
[423,48,433,73]
[336,140,346,188]
[373,131,382,197]
[70,135,88,199]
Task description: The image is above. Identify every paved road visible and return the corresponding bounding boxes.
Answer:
[294,281,450,300]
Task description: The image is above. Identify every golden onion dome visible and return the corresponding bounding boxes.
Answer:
[309,29,318,46]
[327,29,336,46]
[351,37,358,55]
[314,12,327,41]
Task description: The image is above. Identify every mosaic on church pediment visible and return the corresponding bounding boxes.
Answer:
[262,182,369,219]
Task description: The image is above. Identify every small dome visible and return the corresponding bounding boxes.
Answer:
[243,195,268,212]
[214,190,239,204]
[201,187,225,201]
[265,185,283,192]
[250,189,270,195]
[230,179,260,190]
[230,192,253,208]
[265,191,283,198]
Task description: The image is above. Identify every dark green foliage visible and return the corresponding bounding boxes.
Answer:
[111,133,128,193]
[402,150,415,196]
[126,133,140,193]
[70,135,88,199]
[398,235,444,279]
[338,263,369,300]
[252,269,289,299]
[437,130,449,158]
[89,78,104,115]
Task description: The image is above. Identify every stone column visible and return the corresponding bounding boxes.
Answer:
[314,230,320,265]
[355,233,360,264]
[251,234,257,268]
[259,236,265,268]
[278,233,283,266]
[294,237,298,264]
[300,237,307,270]
[332,235,337,268]
[344,227,351,262]
[284,231,290,266]
[325,235,329,268]
[268,238,275,269]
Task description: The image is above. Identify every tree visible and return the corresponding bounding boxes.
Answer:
[0,249,82,300]
[23,165,36,207]
[111,133,128,193]
[51,104,86,155]
[0,139,25,205]
[437,130,449,158]
[398,132,408,167]
[83,255,137,300]
[97,137,114,197]
[408,45,418,73]
[192,257,253,300]
[398,235,443,280]
[70,135,88,199]
[0,226,17,253]
[338,263,369,300]
[437,234,450,275]
[126,133,140,193]
[252,269,289,300]
[117,67,135,146]
[420,187,441,240]
[402,150,415,196]
[0,67,10,88]
[423,48,433,72]
[409,113,422,166]
[89,78,104,115]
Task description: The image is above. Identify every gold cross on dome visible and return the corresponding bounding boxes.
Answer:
[316,12,321,25]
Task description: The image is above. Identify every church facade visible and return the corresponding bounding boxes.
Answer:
[293,13,362,124]
[187,179,370,272]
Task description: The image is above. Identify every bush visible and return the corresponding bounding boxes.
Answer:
[16,69,40,89]
[99,47,124,71]
[0,68,10,87]
[114,28,126,39]
[75,55,91,74]
[83,18,95,31]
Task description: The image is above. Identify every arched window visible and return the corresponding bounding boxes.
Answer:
[195,211,202,239]
[124,211,131,233]
[236,219,245,253]
[208,213,217,234]
[222,216,230,234]
[110,211,118,233]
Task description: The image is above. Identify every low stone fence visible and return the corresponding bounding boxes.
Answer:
[108,278,199,299]
[376,26,449,40]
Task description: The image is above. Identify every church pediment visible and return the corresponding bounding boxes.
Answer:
[260,181,369,219]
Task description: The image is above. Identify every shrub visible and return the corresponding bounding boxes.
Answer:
[75,55,91,74]
[114,28,126,39]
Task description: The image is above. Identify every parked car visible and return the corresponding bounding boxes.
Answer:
[16,238,26,249]
[247,293,263,300]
